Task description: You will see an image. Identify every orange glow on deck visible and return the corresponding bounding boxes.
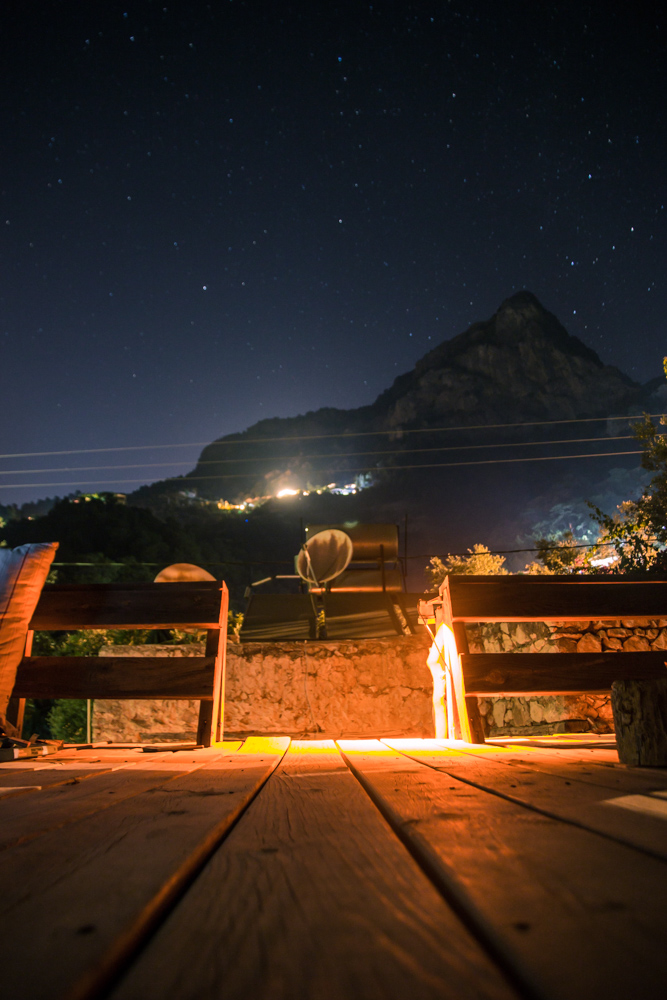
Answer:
[336,739,395,754]
[288,740,339,755]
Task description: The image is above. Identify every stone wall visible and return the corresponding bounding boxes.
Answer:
[94,635,433,742]
[92,618,667,742]
[466,617,667,736]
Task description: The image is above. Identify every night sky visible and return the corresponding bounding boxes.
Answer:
[2,1,665,506]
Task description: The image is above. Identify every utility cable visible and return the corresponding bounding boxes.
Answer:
[0,448,644,489]
[0,413,663,460]
[0,434,637,476]
[49,538,628,570]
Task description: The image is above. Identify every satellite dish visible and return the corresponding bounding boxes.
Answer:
[296,529,353,586]
[154,563,216,582]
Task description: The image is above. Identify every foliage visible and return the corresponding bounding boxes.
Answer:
[426,544,508,588]
[228,611,244,640]
[46,700,87,743]
[524,529,588,574]
[587,497,662,575]
[0,495,206,584]
[587,365,667,575]
[0,493,252,603]
[21,699,55,741]
[32,629,154,656]
[522,559,554,575]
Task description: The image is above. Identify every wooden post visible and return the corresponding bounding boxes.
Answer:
[196,583,229,747]
[611,677,667,767]
[211,582,229,744]
[452,622,485,744]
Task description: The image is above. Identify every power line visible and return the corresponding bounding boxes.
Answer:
[0,448,644,489]
[409,540,612,560]
[0,412,662,460]
[52,559,294,568]
[50,540,619,570]
[0,434,637,476]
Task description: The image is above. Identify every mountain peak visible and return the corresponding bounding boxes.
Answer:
[376,292,637,428]
[493,291,602,367]
[171,293,643,502]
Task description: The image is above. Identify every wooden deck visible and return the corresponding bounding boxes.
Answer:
[3,734,667,1000]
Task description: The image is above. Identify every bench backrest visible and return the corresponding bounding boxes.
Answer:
[419,575,667,743]
[443,575,667,623]
[29,581,227,630]
[14,581,229,746]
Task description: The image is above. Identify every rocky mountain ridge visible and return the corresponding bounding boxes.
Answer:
[176,292,653,501]
[373,291,638,428]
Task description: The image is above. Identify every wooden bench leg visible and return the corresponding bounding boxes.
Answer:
[196,700,213,747]
[4,697,26,737]
[612,677,667,766]
[197,585,229,747]
[465,696,487,744]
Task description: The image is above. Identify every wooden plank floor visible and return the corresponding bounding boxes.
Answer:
[2,735,666,1000]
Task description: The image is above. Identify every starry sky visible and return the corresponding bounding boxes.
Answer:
[1,0,666,506]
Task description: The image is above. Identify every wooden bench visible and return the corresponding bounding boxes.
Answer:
[10,581,229,746]
[420,575,667,745]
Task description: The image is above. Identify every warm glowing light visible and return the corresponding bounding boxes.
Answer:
[290,740,338,755]
[426,623,472,743]
[276,488,299,498]
[383,738,449,751]
[337,739,392,753]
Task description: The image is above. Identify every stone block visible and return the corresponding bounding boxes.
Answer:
[492,700,507,729]
[622,634,651,652]
[529,701,544,723]
[576,633,602,653]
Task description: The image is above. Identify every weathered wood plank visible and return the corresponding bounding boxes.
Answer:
[29,581,225,630]
[462,651,667,695]
[13,656,217,699]
[0,737,289,1000]
[445,576,667,622]
[459,741,667,795]
[385,740,667,861]
[0,745,241,853]
[110,740,518,1000]
[339,739,667,1000]
[0,761,134,792]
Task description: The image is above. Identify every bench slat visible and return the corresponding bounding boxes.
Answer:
[462,652,667,695]
[446,578,667,622]
[13,656,216,699]
[28,582,225,630]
